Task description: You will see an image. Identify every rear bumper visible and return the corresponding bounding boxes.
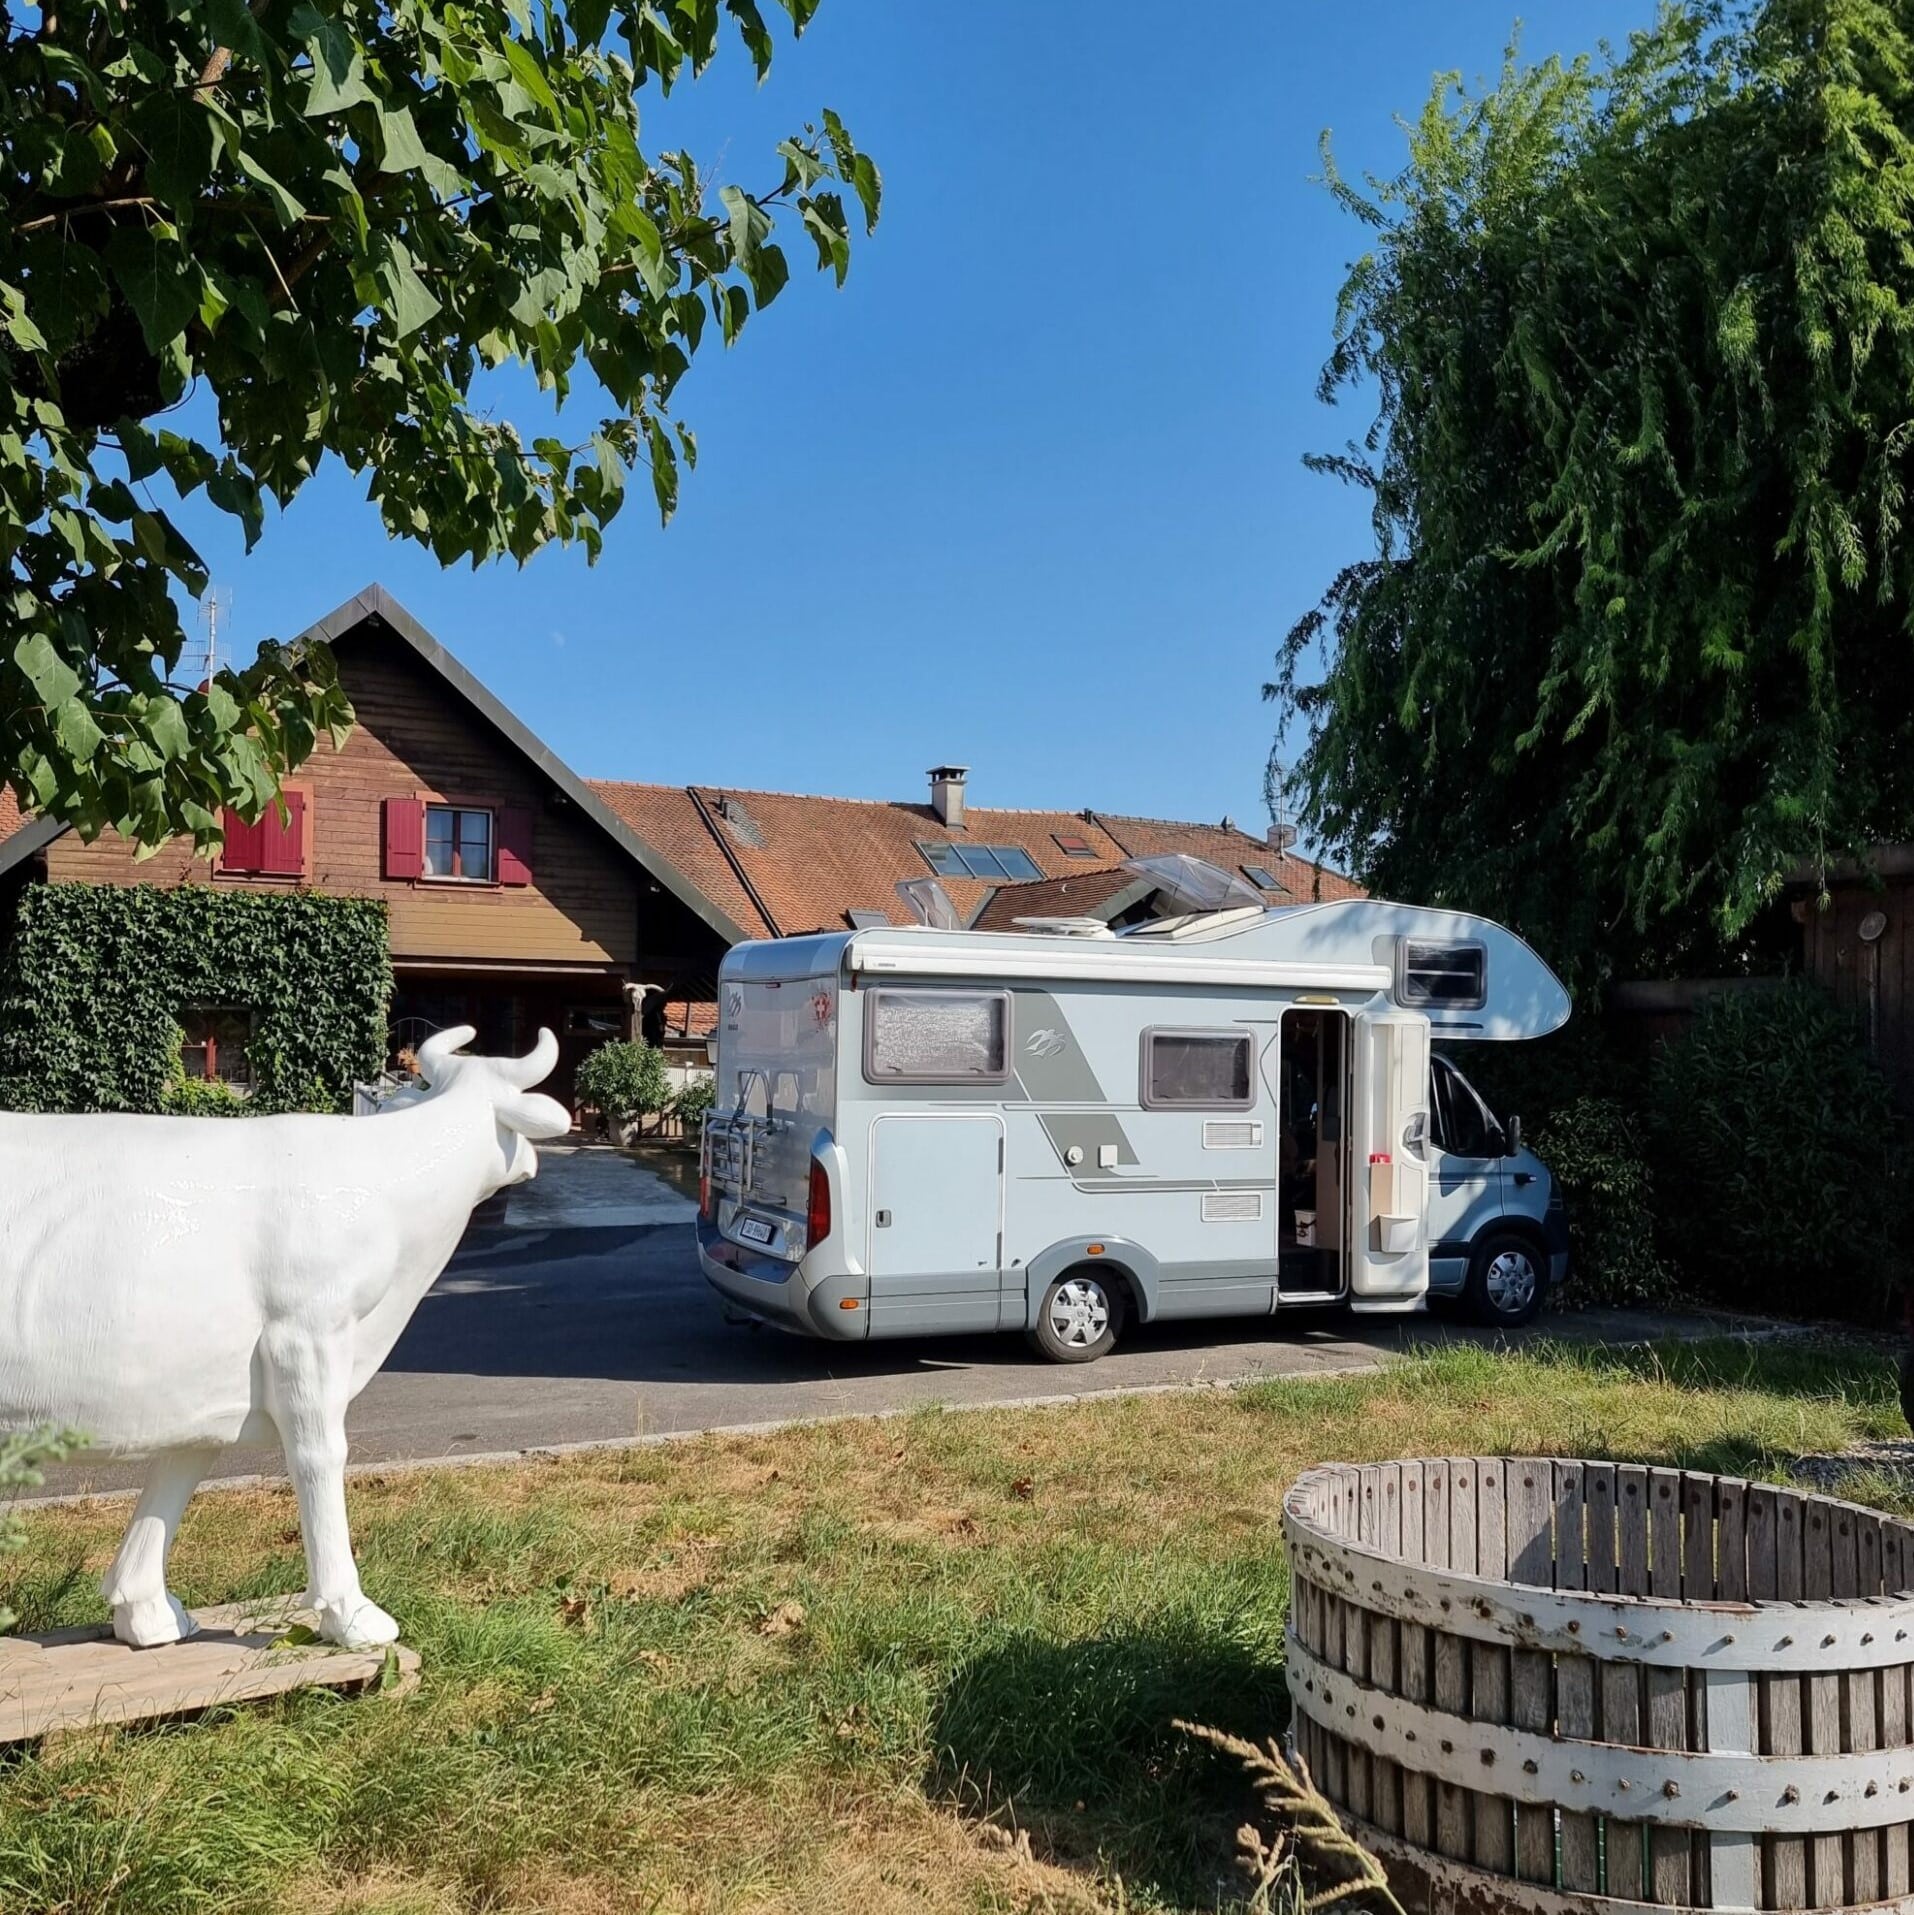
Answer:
[696,1214,864,1341]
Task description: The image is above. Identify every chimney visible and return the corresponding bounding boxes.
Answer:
[928,764,969,829]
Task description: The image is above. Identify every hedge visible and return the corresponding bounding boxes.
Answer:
[0,883,392,1115]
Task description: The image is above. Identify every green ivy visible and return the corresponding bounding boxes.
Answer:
[0,883,391,1114]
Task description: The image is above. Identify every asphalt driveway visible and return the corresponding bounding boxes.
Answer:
[38,1145,1750,1497]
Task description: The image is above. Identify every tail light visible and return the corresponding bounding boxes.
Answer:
[699,1172,713,1219]
[807,1157,832,1247]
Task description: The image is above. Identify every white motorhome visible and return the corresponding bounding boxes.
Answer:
[697,897,1570,1360]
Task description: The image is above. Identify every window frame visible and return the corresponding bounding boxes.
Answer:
[914,840,1045,883]
[1396,938,1488,1011]
[422,802,497,884]
[179,1004,255,1089]
[862,987,1013,1086]
[1241,864,1287,894]
[1139,1025,1257,1111]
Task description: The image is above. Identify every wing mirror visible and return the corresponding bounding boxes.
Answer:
[1506,1114,1522,1158]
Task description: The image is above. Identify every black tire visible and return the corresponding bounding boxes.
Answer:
[1026,1266,1125,1363]
[1462,1230,1545,1329]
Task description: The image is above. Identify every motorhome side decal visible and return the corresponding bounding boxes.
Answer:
[1009,990,1141,1178]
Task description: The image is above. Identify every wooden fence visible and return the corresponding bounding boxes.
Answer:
[1284,1459,1914,1915]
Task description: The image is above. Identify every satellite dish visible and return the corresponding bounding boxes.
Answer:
[1267,822,1298,853]
[1860,910,1888,944]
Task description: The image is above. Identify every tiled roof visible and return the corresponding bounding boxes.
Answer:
[970,866,1154,932]
[0,788,23,844]
[585,779,1360,938]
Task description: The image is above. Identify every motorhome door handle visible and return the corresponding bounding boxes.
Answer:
[875,1209,892,1227]
[1513,1171,1534,1186]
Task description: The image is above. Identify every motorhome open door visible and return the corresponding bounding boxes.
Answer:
[1351,1010,1432,1307]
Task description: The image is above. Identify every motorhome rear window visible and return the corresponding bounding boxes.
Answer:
[1398,940,1487,1010]
[1141,1028,1255,1109]
[864,990,1010,1083]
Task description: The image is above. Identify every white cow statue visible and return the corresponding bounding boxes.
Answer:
[0,1025,568,1651]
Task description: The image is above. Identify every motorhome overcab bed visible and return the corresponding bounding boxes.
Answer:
[696,900,1571,1361]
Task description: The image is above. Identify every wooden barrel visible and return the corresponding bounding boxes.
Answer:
[1284,1460,1914,1915]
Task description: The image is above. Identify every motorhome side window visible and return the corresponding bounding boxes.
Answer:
[1141,1029,1255,1109]
[1398,940,1487,1010]
[864,990,1010,1083]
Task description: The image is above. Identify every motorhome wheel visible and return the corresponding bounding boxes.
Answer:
[1028,1268,1123,1363]
[1464,1230,1543,1328]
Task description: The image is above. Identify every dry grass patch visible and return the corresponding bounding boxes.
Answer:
[0,1337,1905,1914]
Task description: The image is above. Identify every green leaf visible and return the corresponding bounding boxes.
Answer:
[291,3,375,114]
[235,148,307,226]
[725,0,776,79]
[718,184,772,265]
[103,227,200,352]
[14,634,81,708]
[376,243,442,338]
[130,93,218,214]
[745,241,789,310]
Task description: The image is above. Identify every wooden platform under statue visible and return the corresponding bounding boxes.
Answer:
[0,1598,420,1743]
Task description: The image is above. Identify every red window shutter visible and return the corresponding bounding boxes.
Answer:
[259,790,306,876]
[496,805,534,886]
[383,796,425,879]
[220,806,265,873]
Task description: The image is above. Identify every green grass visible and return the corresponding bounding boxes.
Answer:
[1,1337,1907,1914]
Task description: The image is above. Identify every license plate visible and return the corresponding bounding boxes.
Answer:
[735,1217,775,1246]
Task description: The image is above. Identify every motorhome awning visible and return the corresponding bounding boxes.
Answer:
[847,944,1393,993]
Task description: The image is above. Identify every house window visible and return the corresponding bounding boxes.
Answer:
[865,990,1010,1083]
[180,1006,253,1088]
[1141,1028,1254,1109]
[1242,865,1288,894]
[1397,940,1487,1010]
[424,805,494,882]
[1053,833,1099,860]
[220,793,306,877]
[916,841,1044,882]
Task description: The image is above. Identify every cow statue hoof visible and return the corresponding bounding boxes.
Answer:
[113,1592,199,1649]
[310,1591,401,1650]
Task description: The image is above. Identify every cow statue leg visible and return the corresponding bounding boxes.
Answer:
[263,1326,399,1650]
[101,1444,221,1647]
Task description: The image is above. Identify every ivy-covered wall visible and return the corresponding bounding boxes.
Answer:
[0,883,392,1114]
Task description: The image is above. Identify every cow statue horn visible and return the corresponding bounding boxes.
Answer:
[0,1025,573,1656]
[415,1024,477,1085]
[497,1026,559,1090]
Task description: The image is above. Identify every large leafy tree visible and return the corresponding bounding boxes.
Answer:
[2,0,877,848]
[1271,0,1914,984]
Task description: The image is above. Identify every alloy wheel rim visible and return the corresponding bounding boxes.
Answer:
[1485,1248,1537,1314]
[1050,1277,1110,1346]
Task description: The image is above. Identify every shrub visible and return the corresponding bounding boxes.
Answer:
[160,1076,248,1118]
[1527,1094,1675,1309]
[1647,981,1912,1321]
[0,883,390,1115]
[1,1428,77,1634]
[575,1039,671,1131]
[672,1075,715,1130]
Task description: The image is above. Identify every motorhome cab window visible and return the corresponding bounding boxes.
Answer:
[1397,940,1487,1010]
[864,990,1010,1083]
[1141,1029,1254,1109]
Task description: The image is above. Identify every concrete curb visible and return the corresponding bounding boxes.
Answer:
[12,1362,1388,1512]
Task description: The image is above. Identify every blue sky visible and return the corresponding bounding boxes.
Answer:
[176,0,1657,834]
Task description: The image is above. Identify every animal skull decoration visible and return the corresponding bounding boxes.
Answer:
[0,1027,569,1649]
